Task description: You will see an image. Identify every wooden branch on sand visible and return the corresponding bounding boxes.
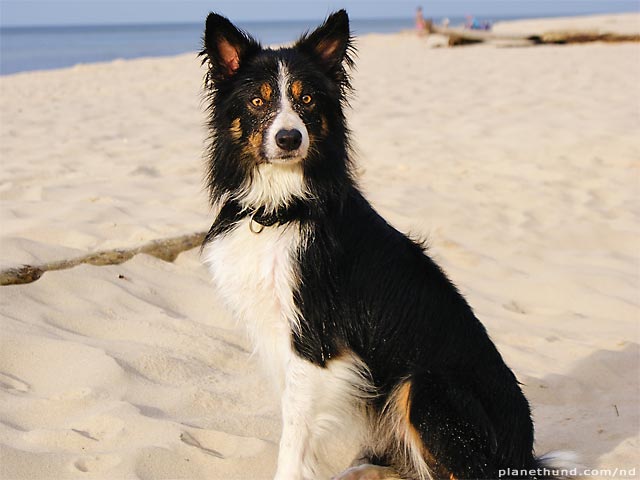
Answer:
[535,30,640,44]
[432,25,531,46]
[0,231,207,286]
[431,25,640,47]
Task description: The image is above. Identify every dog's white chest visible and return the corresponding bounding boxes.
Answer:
[203,219,302,386]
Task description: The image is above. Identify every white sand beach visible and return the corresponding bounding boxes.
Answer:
[1,13,639,480]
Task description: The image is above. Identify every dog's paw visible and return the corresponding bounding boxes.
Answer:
[332,464,400,480]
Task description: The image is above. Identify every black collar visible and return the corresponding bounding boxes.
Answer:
[204,199,309,244]
[250,202,306,227]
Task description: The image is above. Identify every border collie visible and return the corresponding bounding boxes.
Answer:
[200,11,567,480]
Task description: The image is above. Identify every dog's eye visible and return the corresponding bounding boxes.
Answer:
[251,97,264,107]
[301,94,313,105]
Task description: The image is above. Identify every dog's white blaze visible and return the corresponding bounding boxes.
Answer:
[234,62,311,212]
[264,62,310,161]
[205,219,372,478]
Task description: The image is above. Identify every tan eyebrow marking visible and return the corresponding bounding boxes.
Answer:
[260,83,272,101]
[291,80,303,100]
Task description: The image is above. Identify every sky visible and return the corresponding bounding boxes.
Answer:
[1,0,638,27]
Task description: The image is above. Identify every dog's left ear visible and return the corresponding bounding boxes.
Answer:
[296,10,354,83]
[202,13,258,82]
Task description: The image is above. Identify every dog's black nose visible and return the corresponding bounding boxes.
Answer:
[275,129,302,151]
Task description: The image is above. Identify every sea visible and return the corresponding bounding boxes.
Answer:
[0,11,627,76]
[1,18,418,76]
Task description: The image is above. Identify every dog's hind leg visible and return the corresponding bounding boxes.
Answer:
[386,374,506,480]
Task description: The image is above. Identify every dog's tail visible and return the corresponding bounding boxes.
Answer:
[497,451,582,479]
[533,451,583,479]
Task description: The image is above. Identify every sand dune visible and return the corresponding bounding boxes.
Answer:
[1,13,639,480]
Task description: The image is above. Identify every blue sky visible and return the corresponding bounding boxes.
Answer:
[1,0,638,27]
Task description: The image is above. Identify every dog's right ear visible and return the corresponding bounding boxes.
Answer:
[202,13,257,82]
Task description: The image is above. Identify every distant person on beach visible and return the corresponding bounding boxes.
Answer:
[465,15,492,30]
[415,6,426,35]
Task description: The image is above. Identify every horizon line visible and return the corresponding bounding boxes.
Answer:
[2,10,636,30]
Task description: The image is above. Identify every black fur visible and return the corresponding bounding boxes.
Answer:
[201,11,560,480]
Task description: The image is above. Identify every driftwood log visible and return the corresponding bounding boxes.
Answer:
[0,231,207,286]
[431,25,640,47]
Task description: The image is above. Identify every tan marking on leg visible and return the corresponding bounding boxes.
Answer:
[395,382,460,480]
[395,381,423,447]
[291,80,303,100]
[377,379,436,480]
[230,117,242,140]
[260,83,272,101]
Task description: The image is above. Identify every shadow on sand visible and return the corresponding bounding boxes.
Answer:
[523,343,639,470]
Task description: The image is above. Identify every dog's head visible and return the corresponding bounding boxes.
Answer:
[201,11,354,211]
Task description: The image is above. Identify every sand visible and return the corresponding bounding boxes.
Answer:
[1,12,639,480]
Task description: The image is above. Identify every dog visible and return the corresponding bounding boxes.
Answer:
[200,10,568,480]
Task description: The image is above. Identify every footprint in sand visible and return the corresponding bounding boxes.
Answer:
[180,431,225,458]
[73,454,121,473]
[70,415,126,443]
[50,387,95,401]
[71,428,100,441]
[0,372,30,393]
[502,300,527,315]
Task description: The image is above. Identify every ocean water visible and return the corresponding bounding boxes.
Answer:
[1,18,416,76]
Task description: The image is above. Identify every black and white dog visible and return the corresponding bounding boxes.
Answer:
[200,11,566,480]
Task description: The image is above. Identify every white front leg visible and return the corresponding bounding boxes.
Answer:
[274,357,318,480]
